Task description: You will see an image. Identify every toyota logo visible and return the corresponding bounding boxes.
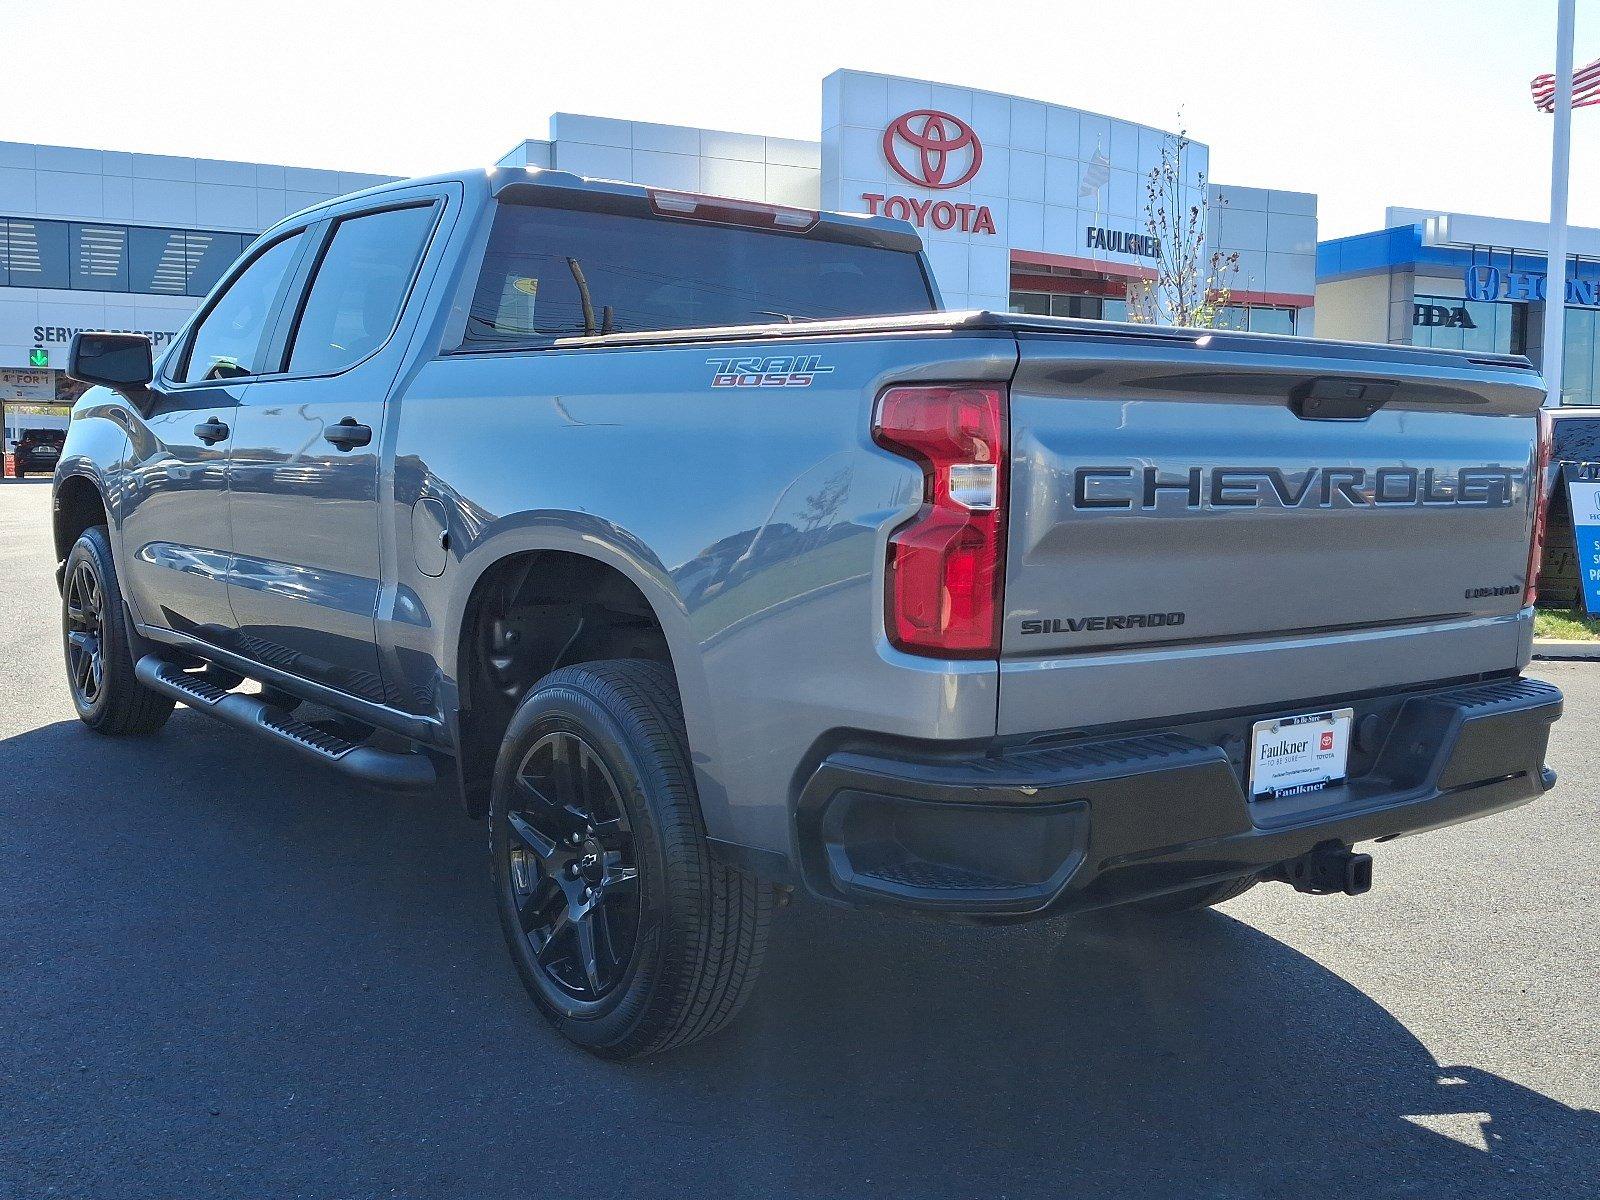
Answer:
[882,110,983,190]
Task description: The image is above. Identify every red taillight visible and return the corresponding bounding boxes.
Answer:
[873,385,1007,657]
[1526,406,1554,605]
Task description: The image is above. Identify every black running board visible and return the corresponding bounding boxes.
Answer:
[136,655,438,793]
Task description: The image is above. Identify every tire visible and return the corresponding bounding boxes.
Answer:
[61,525,175,736]
[1135,876,1258,916]
[490,659,773,1058]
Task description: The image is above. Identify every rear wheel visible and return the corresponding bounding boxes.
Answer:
[490,659,773,1058]
[1135,876,1257,915]
[62,526,174,735]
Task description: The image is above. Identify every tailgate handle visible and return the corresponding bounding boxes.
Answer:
[1289,377,1394,421]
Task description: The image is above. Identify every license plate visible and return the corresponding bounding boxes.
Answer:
[1249,707,1353,800]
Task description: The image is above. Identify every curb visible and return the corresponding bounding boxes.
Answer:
[1532,638,1600,661]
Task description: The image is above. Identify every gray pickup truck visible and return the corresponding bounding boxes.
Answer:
[53,168,1562,1057]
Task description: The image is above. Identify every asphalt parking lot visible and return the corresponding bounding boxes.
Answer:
[1,477,1596,1200]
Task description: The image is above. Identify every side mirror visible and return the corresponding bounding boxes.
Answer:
[67,332,154,392]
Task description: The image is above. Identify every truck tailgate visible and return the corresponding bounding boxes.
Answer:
[1000,326,1545,735]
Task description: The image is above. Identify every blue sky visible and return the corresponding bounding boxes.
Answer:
[4,0,1596,237]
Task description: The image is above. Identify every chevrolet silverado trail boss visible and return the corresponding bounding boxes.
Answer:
[52,168,1562,1058]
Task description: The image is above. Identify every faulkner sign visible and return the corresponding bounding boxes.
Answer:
[865,110,997,236]
[1463,265,1600,307]
[1085,225,1159,259]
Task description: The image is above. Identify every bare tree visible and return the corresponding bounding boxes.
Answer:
[1125,122,1239,328]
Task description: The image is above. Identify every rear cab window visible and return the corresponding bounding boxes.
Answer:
[463,201,935,345]
[286,203,439,375]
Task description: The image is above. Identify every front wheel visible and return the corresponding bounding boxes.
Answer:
[490,659,773,1058]
[62,526,174,735]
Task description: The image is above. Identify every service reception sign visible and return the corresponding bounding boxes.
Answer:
[1564,463,1600,614]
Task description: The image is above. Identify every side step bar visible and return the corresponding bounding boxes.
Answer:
[135,655,438,793]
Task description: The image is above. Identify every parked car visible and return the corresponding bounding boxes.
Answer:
[12,427,65,477]
[51,168,1562,1058]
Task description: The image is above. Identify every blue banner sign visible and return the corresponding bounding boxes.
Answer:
[1464,265,1600,307]
[1563,462,1600,615]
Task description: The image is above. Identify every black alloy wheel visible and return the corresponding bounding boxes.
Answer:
[490,660,774,1058]
[64,558,107,709]
[504,728,641,1005]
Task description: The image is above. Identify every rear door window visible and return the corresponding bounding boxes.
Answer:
[464,203,935,343]
[285,204,438,376]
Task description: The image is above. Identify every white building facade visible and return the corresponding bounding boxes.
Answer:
[2,68,1317,439]
[0,143,391,437]
[500,71,1317,331]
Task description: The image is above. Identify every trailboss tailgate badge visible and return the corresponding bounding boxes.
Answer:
[1249,708,1353,800]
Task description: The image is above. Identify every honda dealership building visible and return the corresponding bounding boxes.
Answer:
[1,69,1318,436]
[1316,208,1600,406]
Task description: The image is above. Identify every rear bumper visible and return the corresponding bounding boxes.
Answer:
[795,676,1562,917]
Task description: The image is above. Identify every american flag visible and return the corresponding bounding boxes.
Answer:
[1532,55,1600,111]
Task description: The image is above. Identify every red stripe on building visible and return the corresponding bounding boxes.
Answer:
[1228,288,1315,309]
[1010,248,1157,282]
[1011,252,1311,310]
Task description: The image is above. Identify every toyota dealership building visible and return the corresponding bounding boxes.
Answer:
[1,68,1318,438]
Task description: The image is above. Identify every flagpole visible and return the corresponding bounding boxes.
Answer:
[1543,0,1577,407]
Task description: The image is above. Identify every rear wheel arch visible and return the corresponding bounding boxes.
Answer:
[449,545,705,818]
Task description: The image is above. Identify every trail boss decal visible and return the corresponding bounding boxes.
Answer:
[708,355,835,388]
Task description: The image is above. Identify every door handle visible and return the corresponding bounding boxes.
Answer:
[323,417,372,450]
[193,417,230,445]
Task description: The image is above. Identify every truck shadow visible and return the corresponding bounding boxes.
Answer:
[710,905,1599,1197]
[3,711,1595,1199]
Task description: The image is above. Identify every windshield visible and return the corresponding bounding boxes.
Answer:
[465,202,935,343]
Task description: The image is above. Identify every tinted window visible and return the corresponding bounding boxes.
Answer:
[186,231,248,297]
[1247,306,1295,336]
[180,233,303,382]
[465,204,935,342]
[287,205,436,375]
[3,219,70,289]
[129,227,193,295]
[1,220,247,296]
[71,224,130,291]
[1412,294,1511,358]
[1215,305,1250,331]
[1562,305,1598,406]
